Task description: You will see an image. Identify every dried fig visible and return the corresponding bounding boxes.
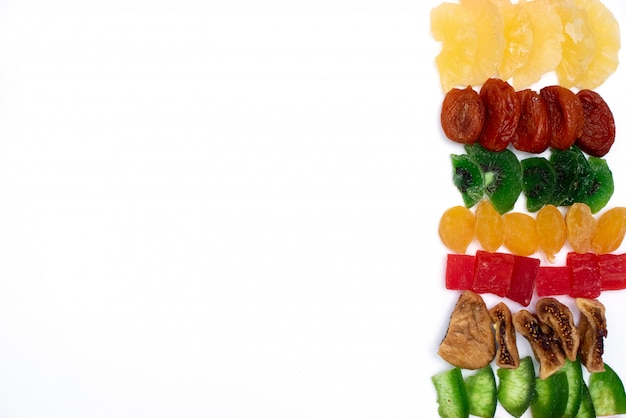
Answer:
[576,298,607,373]
[489,302,520,369]
[536,297,579,361]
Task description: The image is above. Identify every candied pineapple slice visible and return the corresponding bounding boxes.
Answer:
[549,0,596,88]
[573,0,621,89]
[510,0,563,89]
[495,0,534,82]
[431,0,504,92]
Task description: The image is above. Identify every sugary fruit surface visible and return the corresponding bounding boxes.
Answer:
[566,202,597,253]
[550,147,590,207]
[579,156,614,214]
[576,89,616,158]
[592,207,626,254]
[495,0,532,83]
[478,78,520,152]
[441,86,485,144]
[451,154,485,208]
[521,157,556,212]
[503,212,539,256]
[475,199,504,252]
[536,204,566,263]
[439,206,475,253]
[430,0,504,92]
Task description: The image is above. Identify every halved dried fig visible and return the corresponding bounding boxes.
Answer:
[489,302,520,369]
[576,298,607,373]
[513,309,565,379]
[536,298,579,362]
[438,291,496,370]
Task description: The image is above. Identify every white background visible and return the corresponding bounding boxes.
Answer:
[0,0,624,417]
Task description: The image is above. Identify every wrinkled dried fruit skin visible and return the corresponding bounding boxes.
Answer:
[513,89,550,153]
[489,302,520,369]
[438,291,496,369]
[536,297,579,361]
[566,203,597,254]
[441,86,486,144]
[576,89,616,157]
[475,199,504,252]
[540,85,584,150]
[478,78,521,152]
[513,309,566,379]
[536,204,566,263]
[576,298,607,373]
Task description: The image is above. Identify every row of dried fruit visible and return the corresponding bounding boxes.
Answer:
[440,201,626,260]
[434,291,624,417]
[431,0,620,92]
[442,79,616,157]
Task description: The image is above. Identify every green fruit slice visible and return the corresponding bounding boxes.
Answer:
[521,157,556,212]
[576,380,596,418]
[497,356,535,418]
[578,156,614,214]
[464,366,497,418]
[451,154,485,208]
[432,367,470,418]
[549,147,591,207]
[466,144,523,214]
[530,371,569,418]
[562,359,583,417]
[588,363,626,416]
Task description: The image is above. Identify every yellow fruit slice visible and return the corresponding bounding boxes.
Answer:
[431,0,504,92]
[494,0,534,82]
[573,0,621,89]
[510,0,563,88]
[548,0,596,88]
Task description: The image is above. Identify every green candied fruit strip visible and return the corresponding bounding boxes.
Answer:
[432,367,469,418]
[589,363,626,416]
[530,371,568,418]
[497,356,535,418]
[464,366,496,418]
[562,359,584,418]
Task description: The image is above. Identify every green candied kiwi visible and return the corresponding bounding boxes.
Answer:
[530,371,568,418]
[577,380,596,418]
[432,367,469,418]
[497,356,535,418]
[464,366,497,418]
[521,156,556,212]
[451,153,485,208]
[578,156,614,214]
[562,359,584,418]
[588,363,626,416]
[549,147,591,207]
[465,143,523,215]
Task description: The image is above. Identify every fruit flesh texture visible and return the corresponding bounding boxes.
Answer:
[566,203,597,253]
[475,199,504,252]
[503,212,539,256]
[439,206,475,253]
[536,205,566,263]
[592,207,626,254]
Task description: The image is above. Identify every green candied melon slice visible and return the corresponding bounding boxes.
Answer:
[577,156,614,214]
[432,367,470,418]
[549,147,591,207]
[451,153,485,208]
[465,144,523,214]
[588,363,626,416]
[464,366,497,418]
[521,156,556,212]
[497,356,535,418]
[562,359,583,417]
[530,371,568,418]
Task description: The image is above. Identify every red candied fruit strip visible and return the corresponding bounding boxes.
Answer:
[536,266,571,297]
[473,250,514,297]
[506,255,540,307]
[568,252,601,299]
[445,254,475,291]
[598,253,626,291]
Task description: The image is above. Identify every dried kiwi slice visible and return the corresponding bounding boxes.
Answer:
[465,144,523,214]
[521,157,556,212]
[549,147,591,207]
[451,153,485,208]
[578,156,614,214]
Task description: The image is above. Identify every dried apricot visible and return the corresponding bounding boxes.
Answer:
[503,212,539,256]
[591,207,626,254]
[439,206,475,253]
[540,85,584,150]
[576,89,615,157]
[441,86,485,144]
[513,89,550,153]
[475,199,504,252]
[536,204,566,263]
[566,203,597,253]
[478,78,520,152]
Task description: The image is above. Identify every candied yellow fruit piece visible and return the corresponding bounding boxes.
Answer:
[475,199,504,252]
[566,203,597,254]
[439,206,476,253]
[503,212,539,256]
[591,207,626,254]
[536,204,566,263]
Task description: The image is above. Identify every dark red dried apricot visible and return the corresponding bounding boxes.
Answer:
[540,85,584,150]
[576,89,616,157]
[478,78,520,152]
[441,86,485,144]
[513,89,550,153]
